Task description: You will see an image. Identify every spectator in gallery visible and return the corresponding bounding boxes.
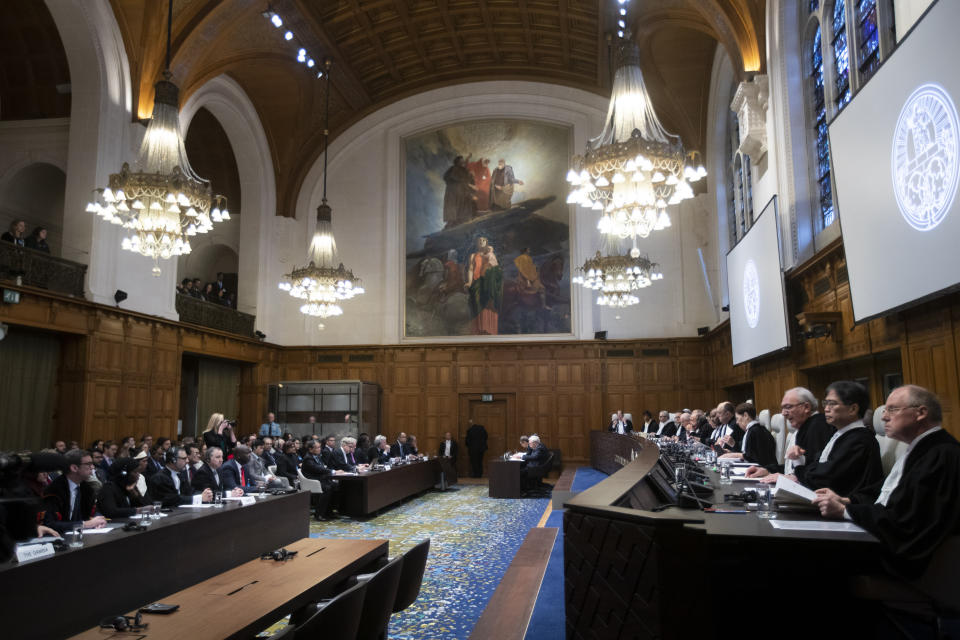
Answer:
[274,441,300,485]
[203,282,216,301]
[24,226,50,252]
[214,272,227,295]
[98,457,151,518]
[178,278,191,295]
[1,219,26,246]
[192,278,203,298]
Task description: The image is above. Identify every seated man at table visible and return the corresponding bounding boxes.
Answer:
[192,446,244,497]
[719,403,778,470]
[747,386,835,478]
[245,439,291,489]
[438,431,458,465]
[711,401,743,452]
[148,447,213,507]
[302,440,345,519]
[515,435,549,488]
[390,432,414,459]
[329,437,368,472]
[220,445,255,493]
[369,435,391,465]
[321,435,337,466]
[273,441,300,485]
[42,449,108,533]
[751,381,883,499]
[813,385,960,579]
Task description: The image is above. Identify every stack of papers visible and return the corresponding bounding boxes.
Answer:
[772,475,817,505]
[769,520,867,533]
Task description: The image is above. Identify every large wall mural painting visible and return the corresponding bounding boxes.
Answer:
[404,120,572,338]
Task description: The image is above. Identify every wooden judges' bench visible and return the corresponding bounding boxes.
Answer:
[565,433,880,639]
[0,492,309,639]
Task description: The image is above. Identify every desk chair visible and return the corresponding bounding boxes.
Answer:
[522,452,554,496]
[769,413,785,465]
[872,406,909,476]
[297,469,328,521]
[354,556,403,640]
[392,539,430,613]
[275,581,367,640]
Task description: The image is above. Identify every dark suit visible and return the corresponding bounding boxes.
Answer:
[465,424,488,477]
[390,441,413,458]
[320,445,335,466]
[520,444,550,488]
[741,422,778,470]
[220,459,251,492]
[329,448,358,472]
[191,463,224,493]
[438,439,459,459]
[274,453,299,484]
[608,419,633,434]
[301,454,336,517]
[369,446,391,464]
[42,475,98,533]
[144,456,164,478]
[97,481,150,518]
[148,467,195,507]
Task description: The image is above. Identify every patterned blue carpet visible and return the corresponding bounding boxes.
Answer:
[308,485,550,640]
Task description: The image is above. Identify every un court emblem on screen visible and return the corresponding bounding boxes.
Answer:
[742,259,760,329]
[891,84,960,231]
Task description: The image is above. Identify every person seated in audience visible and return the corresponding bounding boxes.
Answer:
[148,447,213,507]
[329,437,368,472]
[177,278,190,295]
[712,401,743,452]
[192,447,243,496]
[24,226,50,252]
[273,441,300,485]
[391,432,415,458]
[41,449,107,533]
[98,458,152,518]
[145,444,164,477]
[24,469,51,497]
[719,403,778,470]
[115,435,136,458]
[182,443,202,486]
[87,448,108,489]
[52,440,67,454]
[355,434,370,463]
[245,439,290,489]
[750,381,883,499]
[202,282,216,301]
[192,278,203,298]
[747,386,835,478]
[215,288,228,305]
[157,437,172,451]
[301,440,345,519]
[369,435,391,464]
[438,431,458,463]
[260,437,278,468]
[516,435,549,488]
[132,449,149,495]
[407,434,420,455]
[1,219,26,246]
[655,410,677,437]
[813,385,960,579]
[321,434,337,465]
[220,445,254,492]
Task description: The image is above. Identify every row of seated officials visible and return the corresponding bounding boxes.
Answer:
[609,381,960,587]
[35,429,427,535]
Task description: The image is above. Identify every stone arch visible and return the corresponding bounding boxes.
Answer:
[181,74,276,318]
[0,162,66,254]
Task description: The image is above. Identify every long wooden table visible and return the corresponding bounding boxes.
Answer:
[488,459,523,498]
[71,537,388,639]
[337,459,440,516]
[0,491,309,639]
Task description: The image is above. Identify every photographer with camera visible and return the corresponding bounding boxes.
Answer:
[202,413,238,456]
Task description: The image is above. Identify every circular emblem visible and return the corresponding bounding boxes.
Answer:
[891,84,960,231]
[742,259,760,329]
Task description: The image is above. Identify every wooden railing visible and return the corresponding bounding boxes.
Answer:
[0,242,87,298]
[175,293,255,337]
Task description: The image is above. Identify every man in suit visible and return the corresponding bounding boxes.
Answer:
[753,381,883,499]
[148,447,212,507]
[192,447,241,496]
[518,435,550,489]
[100,441,118,474]
[656,410,677,437]
[814,385,960,579]
[608,410,633,434]
[329,437,367,472]
[391,432,414,459]
[321,435,337,466]
[711,401,744,452]
[181,443,202,487]
[145,445,165,477]
[720,403,778,470]
[42,450,107,534]
[245,439,291,488]
[220,445,254,493]
[465,420,488,477]
[438,431,459,462]
[302,440,344,519]
[369,435,391,465]
[261,437,278,468]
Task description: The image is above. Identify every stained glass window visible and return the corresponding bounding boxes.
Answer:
[811,25,835,227]
[856,0,880,82]
[832,1,851,109]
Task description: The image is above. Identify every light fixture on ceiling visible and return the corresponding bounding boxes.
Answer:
[567,5,706,246]
[278,59,364,318]
[572,249,663,308]
[85,0,228,276]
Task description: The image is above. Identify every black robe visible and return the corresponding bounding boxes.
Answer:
[847,429,960,579]
[795,425,882,499]
[783,412,836,475]
[741,422,778,471]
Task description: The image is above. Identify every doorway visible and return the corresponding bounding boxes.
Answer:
[459,393,516,477]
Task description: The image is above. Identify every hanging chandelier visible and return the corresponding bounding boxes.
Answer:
[567,17,705,247]
[85,0,227,276]
[278,59,364,318]
[573,250,663,307]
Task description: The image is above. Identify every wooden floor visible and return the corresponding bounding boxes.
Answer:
[469,526,559,640]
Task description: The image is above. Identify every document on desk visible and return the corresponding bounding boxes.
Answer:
[180,504,216,508]
[83,527,116,535]
[768,520,867,534]
[772,475,817,505]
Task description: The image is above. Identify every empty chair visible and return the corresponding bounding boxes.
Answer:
[758,409,771,430]
[355,555,403,640]
[624,413,633,429]
[770,413,785,464]
[278,581,367,640]
[393,539,430,613]
[297,469,328,521]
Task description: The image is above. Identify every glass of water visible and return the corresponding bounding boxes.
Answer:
[756,485,777,519]
[213,491,223,508]
[67,525,84,548]
[152,501,162,519]
[719,461,733,485]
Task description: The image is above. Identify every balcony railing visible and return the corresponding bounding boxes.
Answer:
[0,242,87,298]
[175,293,256,337]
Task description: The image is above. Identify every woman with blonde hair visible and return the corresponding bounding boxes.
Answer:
[202,413,236,454]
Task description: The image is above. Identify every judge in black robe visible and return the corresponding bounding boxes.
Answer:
[795,423,882,498]
[721,404,777,470]
[782,412,835,474]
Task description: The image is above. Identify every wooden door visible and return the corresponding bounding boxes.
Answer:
[459,394,515,477]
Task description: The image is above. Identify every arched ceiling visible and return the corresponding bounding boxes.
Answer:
[108,1,765,216]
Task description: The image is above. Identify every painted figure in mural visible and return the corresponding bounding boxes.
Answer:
[466,156,492,212]
[442,155,478,227]
[513,247,548,309]
[489,159,524,211]
[465,236,502,335]
[438,249,464,303]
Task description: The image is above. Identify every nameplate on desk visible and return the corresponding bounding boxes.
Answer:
[15,542,55,563]
[239,496,256,506]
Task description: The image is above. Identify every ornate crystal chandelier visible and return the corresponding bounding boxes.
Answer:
[85,0,227,276]
[278,59,364,318]
[567,20,705,245]
[572,250,663,307]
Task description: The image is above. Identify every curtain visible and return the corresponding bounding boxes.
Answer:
[195,358,240,436]
[0,330,60,451]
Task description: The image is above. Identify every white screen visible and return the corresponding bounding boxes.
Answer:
[726,201,791,365]
[830,0,960,323]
